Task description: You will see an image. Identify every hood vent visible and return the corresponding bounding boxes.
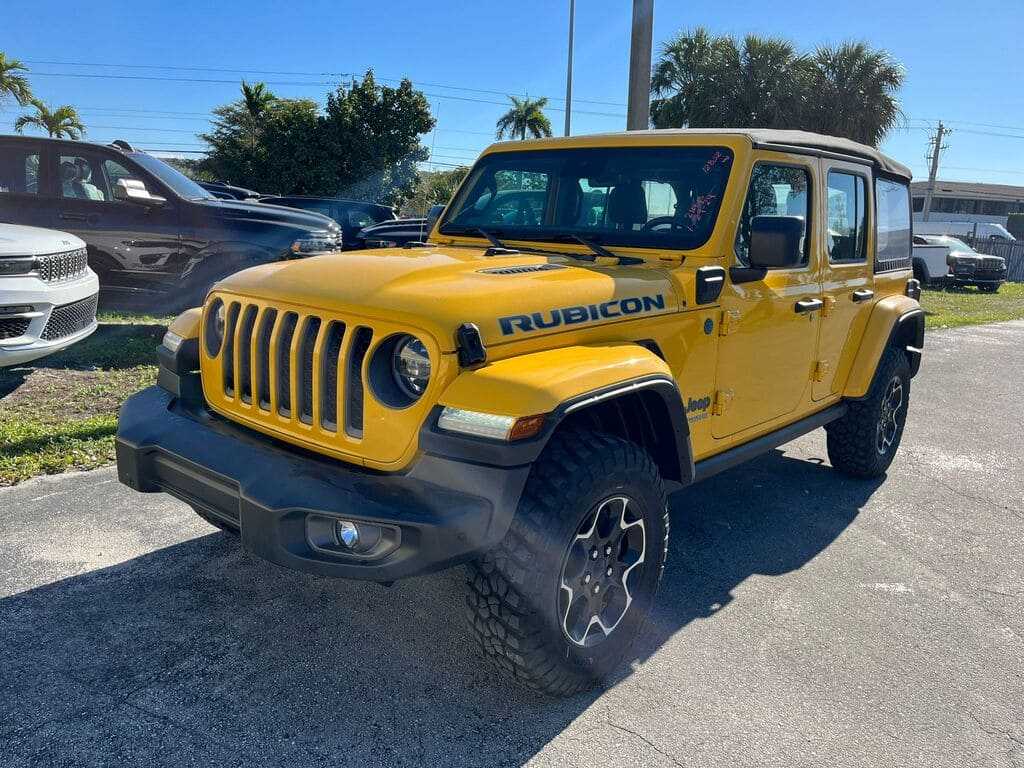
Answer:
[479,263,566,276]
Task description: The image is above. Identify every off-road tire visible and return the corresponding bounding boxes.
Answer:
[826,346,911,478]
[465,429,669,696]
[192,506,240,536]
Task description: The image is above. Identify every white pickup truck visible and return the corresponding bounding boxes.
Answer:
[912,234,1008,292]
[0,223,99,367]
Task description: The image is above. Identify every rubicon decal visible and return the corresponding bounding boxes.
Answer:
[499,294,666,335]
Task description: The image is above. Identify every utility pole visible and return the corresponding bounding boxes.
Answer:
[564,0,575,136]
[922,121,950,222]
[626,0,654,130]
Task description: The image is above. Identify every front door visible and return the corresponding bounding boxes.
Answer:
[52,147,181,298]
[712,156,822,438]
[813,162,874,400]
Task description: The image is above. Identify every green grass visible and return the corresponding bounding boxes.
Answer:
[0,318,163,486]
[920,282,1024,330]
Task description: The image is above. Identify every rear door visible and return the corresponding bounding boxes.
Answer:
[53,147,182,296]
[0,139,53,229]
[813,161,874,400]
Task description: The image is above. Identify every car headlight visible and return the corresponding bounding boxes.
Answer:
[0,257,35,276]
[204,298,226,356]
[392,335,431,398]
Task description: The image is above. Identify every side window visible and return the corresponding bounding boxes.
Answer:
[59,153,110,201]
[827,171,868,263]
[0,146,41,195]
[346,209,376,229]
[875,178,912,272]
[735,164,811,266]
[103,158,142,194]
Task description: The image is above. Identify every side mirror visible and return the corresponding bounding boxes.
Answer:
[114,178,166,206]
[748,215,804,269]
[423,203,445,239]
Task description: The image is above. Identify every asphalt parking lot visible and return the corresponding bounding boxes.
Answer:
[2,321,1023,768]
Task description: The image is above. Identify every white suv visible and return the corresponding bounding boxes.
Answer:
[0,224,99,367]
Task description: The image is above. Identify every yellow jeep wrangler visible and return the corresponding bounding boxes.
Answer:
[116,129,924,695]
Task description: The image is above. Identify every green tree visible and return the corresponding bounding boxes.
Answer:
[651,28,904,147]
[495,96,553,140]
[404,166,469,215]
[0,53,33,107]
[14,99,85,138]
[804,42,904,147]
[200,71,434,205]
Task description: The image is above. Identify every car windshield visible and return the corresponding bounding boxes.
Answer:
[128,152,215,201]
[439,146,734,251]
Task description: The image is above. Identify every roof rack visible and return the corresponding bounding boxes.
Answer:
[109,140,136,152]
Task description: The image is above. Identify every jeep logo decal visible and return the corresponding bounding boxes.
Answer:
[685,394,712,423]
[499,294,666,335]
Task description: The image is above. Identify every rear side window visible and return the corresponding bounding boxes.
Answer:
[875,178,912,273]
[0,146,40,195]
[827,171,867,263]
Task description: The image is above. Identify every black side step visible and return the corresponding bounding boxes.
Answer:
[693,403,848,483]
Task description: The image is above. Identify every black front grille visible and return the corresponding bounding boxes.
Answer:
[40,294,97,341]
[298,317,322,424]
[36,248,89,283]
[0,317,31,340]
[276,313,298,416]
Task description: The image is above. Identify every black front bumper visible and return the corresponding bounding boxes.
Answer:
[116,386,531,582]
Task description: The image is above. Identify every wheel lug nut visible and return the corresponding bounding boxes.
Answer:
[590,550,598,560]
[583,573,591,584]
[593,585,600,594]
[606,567,613,577]
[604,545,612,556]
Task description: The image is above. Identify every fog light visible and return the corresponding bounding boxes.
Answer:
[306,514,401,560]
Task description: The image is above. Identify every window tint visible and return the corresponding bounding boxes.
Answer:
[441,146,734,251]
[0,146,41,195]
[912,196,924,213]
[735,164,810,266]
[346,209,377,229]
[875,178,912,272]
[60,153,110,201]
[827,171,867,263]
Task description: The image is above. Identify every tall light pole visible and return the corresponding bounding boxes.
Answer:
[626,0,654,130]
[564,0,575,136]
[922,121,950,223]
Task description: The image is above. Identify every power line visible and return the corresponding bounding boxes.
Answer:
[26,71,625,118]
[22,58,627,108]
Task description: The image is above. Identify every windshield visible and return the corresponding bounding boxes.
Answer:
[439,146,734,251]
[128,153,215,201]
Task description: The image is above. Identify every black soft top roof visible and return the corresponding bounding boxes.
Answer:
[649,128,912,181]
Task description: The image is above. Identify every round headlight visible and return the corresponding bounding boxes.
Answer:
[204,298,225,357]
[392,336,431,398]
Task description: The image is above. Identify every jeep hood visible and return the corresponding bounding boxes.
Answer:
[212,244,679,351]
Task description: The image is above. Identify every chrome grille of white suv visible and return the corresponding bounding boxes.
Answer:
[36,248,89,283]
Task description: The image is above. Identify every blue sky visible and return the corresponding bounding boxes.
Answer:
[2,0,1022,185]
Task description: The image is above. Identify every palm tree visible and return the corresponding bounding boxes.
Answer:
[804,42,904,146]
[0,52,33,107]
[650,29,904,146]
[495,96,553,140]
[14,99,85,139]
[240,80,276,150]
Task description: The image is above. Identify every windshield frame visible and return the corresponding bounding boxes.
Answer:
[438,145,735,253]
[127,152,215,201]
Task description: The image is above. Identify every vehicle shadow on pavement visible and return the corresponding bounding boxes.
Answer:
[0,449,880,767]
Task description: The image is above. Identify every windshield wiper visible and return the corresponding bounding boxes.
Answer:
[554,234,644,266]
[475,227,507,249]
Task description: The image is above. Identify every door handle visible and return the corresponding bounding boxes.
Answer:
[59,212,88,222]
[851,289,875,303]
[794,298,824,314]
